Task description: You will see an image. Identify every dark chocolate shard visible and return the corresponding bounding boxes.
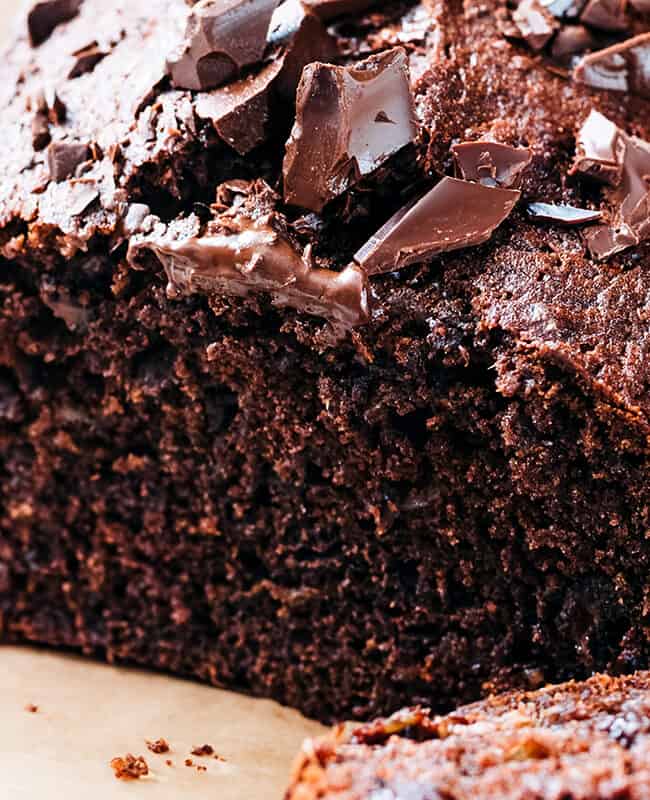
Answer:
[129,181,370,328]
[283,47,417,213]
[574,33,650,97]
[167,0,280,91]
[301,0,375,20]
[27,0,82,47]
[451,141,532,188]
[580,0,628,31]
[194,58,283,155]
[584,129,650,258]
[267,0,338,99]
[47,141,91,181]
[512,0,560,50]
[570,109,626,185]
[354,177,520,275]
[31,106,51,151]
[68,41,109,79]
[527,201,603,224]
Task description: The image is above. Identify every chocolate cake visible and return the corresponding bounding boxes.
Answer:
[286,672,650,799]
[1,0,650,724]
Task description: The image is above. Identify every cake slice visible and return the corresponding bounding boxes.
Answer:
[286,672,650,799]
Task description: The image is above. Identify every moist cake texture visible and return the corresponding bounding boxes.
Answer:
[0,0,650,724]
[286,672,650,800]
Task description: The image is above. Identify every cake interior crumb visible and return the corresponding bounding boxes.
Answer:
[110,754,149,780]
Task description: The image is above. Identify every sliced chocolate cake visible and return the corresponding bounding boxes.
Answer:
[1,0,650,723]
[286,672,650,800]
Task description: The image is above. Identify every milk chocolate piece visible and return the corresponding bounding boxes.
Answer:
[68,41,108,79]
[195,59,283,154]
[527,201,603,224]
[302,0,375,20]
[550,24,597,60]
[167,0,280,91]
[512,0,560,50]
[130,182,370,328]
[31,110,51,151]
[354,177,520,275]
[580,0,628,31]
[570,109,626,184]
[267,0,338,99]
[27,0,83,46]
[283,48,417,213]
[574,33,650,97]
[452,141,532,188]
[541,0,586,15]
[47,141,91,181]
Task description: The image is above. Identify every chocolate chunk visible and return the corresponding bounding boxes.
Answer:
[32,112,51,151]
[451,141,532,188]
[354,177,520,275]
[301,0,375,20]
[550,24,597,60]
[570,109,626,185]
[167,0,280,91]
[583,124,650,258]
[66,181,100,216]
[267,0,338,99]
[527,201,603,224]
[541,0,586,17]
[47,141,91,181]
[195,59,283,155]
[68,41,109,79]
[580,0,628,31]
[512,0,559,51]
[27,0,82,46]
[130,181,370,328]
[283,47,417,213]
[574,33,650,97]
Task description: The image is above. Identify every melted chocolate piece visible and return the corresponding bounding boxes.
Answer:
[130,182,370,328]
[267,0,338,99]
[512,0,559,50]
[354,177,520,275]
[452,141,532,188]
[302,0,375,20]
[195,59,283,155]
[580,0,628,31]
[574,33,650,97]
[283,47,417,213]
[167,0,280,91]
[527,201,603,224]
[570,109,626,184]
[68,41,109,79]
[47,141,91,181]
[27,0,83,47]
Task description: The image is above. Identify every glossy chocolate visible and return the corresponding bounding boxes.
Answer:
[574,33,650,97]
[512,0,559,50]
[452,141,532,188]
[570,109,626,185]
[527,201,603,224]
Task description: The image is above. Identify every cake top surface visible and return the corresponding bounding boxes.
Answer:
[287,672,650,799]
[1,1,650,420]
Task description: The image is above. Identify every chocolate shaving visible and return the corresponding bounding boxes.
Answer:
[452,141,532,188]
[354,177,521,275]
[167,0,280,91]
[512,0,560,51]
[574,33,650,97]
[527,201,603,224]
[27,0,83,47]
[579,0,628,32]
[47,141,91,181]
[570,109,626,185]
[68,41,109,79]
[283,47,417,213]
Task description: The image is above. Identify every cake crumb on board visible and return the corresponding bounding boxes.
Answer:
[110,754,149,780]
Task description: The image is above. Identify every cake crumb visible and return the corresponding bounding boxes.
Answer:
[110,754,149,780]
[165,759,173,767]
[185,758,193,767]
[191,744,214,756]
[25,704,39,713]
[146,738,170,754]
[197,765,207,772]
[214,754,227,762]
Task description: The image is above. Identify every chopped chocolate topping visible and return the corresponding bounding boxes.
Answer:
[267,0,338,99]
[110,754,149,781]
[27,0,83,47]
[354,177,520,275]
[68,41,109,79]
[452,141,532,188]
[302,0,375,20]
[527,201,603,224]
[47,141,91,181]
[32,111,51,151]
[283,47,417,213]
[167,0,280,91]
[130,181,370,328]
[570,109,626,185]
[579,0,628,31]
[574,33,650,97]
[512,0,560,51]
[146,738,170,754]
[195,59,283,155]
